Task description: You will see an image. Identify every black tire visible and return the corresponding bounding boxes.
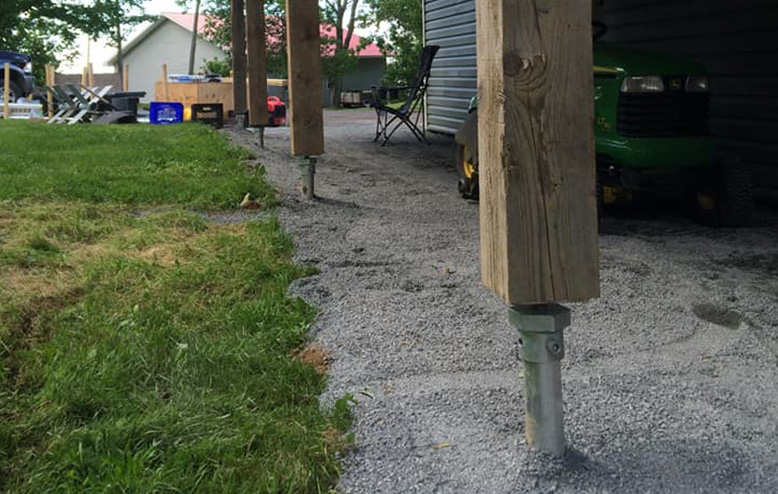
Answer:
[0,79,22,103]
[456,142,479,200]
[691,158,753,228]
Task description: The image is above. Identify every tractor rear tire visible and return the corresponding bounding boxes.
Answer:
[691,158,753,228]
[0,79,22,103]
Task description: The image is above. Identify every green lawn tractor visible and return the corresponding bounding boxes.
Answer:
[455,44,754,227]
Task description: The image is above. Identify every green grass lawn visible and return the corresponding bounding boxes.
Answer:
[0,121,274,209]
[0,121,350,493]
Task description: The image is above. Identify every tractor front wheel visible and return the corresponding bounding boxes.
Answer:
[690,157,753,228]
[456,143,479,200]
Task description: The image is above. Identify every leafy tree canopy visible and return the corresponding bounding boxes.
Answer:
[1,0,150,81]
[365,0,422,86]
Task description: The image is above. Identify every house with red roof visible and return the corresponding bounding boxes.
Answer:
[108,12,386,105]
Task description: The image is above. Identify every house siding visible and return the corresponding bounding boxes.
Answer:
[424,0,477,135]
[123,21,228,102]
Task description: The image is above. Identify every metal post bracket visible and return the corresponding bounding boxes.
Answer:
[509,303,571,457]
[509,303,571,333]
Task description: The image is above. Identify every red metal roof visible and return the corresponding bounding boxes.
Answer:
[161,12,384,58]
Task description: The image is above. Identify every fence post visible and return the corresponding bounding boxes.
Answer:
[3,63,10,119]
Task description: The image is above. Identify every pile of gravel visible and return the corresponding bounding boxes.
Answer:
[226,110,778,493]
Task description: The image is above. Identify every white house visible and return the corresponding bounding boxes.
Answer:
[109,12,387,105]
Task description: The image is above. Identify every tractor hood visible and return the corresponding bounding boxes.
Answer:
[0,51,31,70]
[594,44,707,76]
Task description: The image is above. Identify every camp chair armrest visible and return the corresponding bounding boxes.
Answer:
[369,84,420,104]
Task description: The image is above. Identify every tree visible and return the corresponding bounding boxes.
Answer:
[366,0,422,86]
[198,0,372,105]
[320,0,367,107]
[189,0,203,74]
[0,0,107,80]
[91,0,151,87]
[201,0,287,77]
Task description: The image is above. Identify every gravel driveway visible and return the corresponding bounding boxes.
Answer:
[226,109,778,494]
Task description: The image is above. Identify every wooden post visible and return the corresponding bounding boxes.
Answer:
[46,65,55,118]
[231,0,248,123]
[87,63,94,88]
[476,0,599,457]
[246,0,269,128]
[162,64,169,100]
[476,0,599,305]
[123,64,129,92]
[285,0,324,156]
[81,67,87,87]
[3,63,9,119]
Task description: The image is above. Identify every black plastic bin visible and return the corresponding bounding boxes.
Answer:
[107,91,146,116]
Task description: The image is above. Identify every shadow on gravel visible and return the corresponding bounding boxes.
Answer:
[515,441,753,493]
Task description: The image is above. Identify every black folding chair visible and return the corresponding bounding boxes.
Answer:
[367,45,439,146]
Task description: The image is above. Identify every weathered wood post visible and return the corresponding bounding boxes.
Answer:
[246,0,269,147]
[476,0,599,456]
[162,64,170,101]
[231,0,248,127]
[285,0,324,199]
[87,63,94,88]
[3,63,9,119]
[46,65,55,118]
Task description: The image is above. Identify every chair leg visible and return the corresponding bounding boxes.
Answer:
[382,116,429,146]
[373,109,382,142]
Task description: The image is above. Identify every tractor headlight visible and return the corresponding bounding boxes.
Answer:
[685,76,709,93]
[620,76,665,93]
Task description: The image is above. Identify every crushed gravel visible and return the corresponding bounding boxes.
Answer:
[225,109,778,493]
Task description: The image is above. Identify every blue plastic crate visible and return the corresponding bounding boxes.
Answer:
[150,102,183,125]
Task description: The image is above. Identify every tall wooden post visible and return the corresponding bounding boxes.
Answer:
[162,64,170,100]
[246,0,269,130]
[3,63,10,119]
[123,64,129,92]
[476,0,599,456]
[46,65,55,118]
[286,0,324,198]
[285,0,324,156]
[231,0,248,125]
[87,63,94,88]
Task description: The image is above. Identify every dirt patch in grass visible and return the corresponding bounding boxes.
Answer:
[294,344,332,375]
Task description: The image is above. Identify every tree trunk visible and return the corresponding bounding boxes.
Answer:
[116,22,124,86]
[189,0,202,74]
[329,78,342,107]
[232,0,248,119]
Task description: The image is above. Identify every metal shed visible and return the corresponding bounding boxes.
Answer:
[423,0,778,199]
[424,0,477,135]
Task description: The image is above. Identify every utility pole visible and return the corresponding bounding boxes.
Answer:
[231,0,248,127]
[188,0,202,75]
[476,0,600,456]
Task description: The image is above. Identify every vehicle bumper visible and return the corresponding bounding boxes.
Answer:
[597,135,716,170]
